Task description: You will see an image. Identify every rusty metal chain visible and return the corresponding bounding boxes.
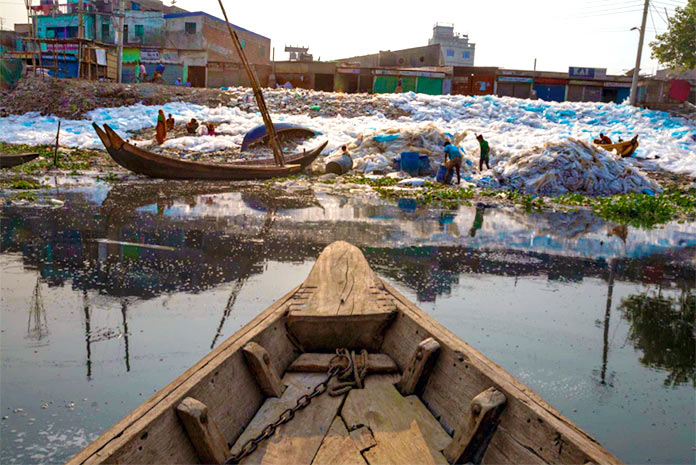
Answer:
[225,348,367,465]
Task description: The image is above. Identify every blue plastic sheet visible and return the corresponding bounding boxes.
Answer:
[372,134,400,142]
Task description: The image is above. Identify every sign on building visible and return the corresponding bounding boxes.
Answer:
[569,67,607,79]
[141,48,160,62]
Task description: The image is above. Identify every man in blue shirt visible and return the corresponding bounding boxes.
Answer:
[443,142,463,184]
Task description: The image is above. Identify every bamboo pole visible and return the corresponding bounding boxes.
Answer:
[53,120,61,167]
[215,0,285,166]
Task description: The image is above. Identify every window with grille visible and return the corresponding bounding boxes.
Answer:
[185,22,196,34]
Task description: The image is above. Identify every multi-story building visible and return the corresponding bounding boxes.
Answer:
[428,23,475,67]
[163,12,271,88]
[25,0,270,86]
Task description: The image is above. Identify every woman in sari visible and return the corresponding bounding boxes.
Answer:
[156,109,167,144]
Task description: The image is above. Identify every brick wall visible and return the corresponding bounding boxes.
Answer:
[201,16,270,66]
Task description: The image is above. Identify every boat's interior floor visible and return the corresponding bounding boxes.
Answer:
[230,354,450,465]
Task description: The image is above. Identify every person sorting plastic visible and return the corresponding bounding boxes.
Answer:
[442,142,462,184]
[476,134,490,171]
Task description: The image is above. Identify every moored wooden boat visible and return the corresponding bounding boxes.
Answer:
[93,123,326,180]
[241,123,317,152]
[68,241,622,465]
[593,136,639,157]
[0,152,39,169]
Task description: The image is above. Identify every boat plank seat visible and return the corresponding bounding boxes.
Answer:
[341,374,450,465]
[230,372,345,465]
[287,353,398,374]
[286,241,396,351]
[312,417,367,465]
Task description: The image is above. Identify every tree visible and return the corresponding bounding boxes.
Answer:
[649,0,696,71]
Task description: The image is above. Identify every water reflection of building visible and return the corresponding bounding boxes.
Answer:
[2,186,695,382]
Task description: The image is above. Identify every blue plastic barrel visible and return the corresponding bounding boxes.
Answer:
[418,155,431,175]
[400,152,420,176]
[436,164,453,184]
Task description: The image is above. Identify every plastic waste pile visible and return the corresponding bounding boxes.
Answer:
[326,123,468,173]
[494,139,662,196]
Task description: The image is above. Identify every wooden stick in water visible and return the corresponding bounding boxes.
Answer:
[54,120,61,167]
[216,0,285,167]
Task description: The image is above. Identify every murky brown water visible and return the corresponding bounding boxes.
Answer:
[1,181,694,464]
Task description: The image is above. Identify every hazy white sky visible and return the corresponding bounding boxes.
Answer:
[0,0,688,75]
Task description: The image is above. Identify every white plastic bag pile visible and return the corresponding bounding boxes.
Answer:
[328,122,468,173]
[494,139,662,196]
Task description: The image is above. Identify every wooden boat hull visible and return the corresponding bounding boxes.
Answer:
[94,123,326,180]
[240,123,317,152]
[68,241,622,465]
[0,152,39,168]
[594,136,639,157]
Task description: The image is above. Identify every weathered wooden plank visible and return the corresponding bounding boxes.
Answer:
[176,397,229,465]
[286,241,396,351]
[286,313,395,352]
[444,387,507,464]
[291,241,394,317]
[70,285,302,465]
[230,373,345,465]
[312,417,367,465]
[349,426,376,452]
[481,425,546,465]
[287,353,398,374]
[395,337,440,396]
[341,375,450,465]
[380,280,622,465]
[243,342,285,397]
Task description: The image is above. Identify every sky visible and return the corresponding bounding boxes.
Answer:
[0,0,689,76]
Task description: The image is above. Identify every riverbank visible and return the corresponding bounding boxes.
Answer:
[2,141,695,229]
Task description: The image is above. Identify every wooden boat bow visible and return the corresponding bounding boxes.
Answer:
[67,241,622,465]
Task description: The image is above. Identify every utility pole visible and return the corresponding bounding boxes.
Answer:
[629,0,650,106]
[77,0,84,79]
[23,0,37,76]
[530,57,537,99]
[115,0,125,83]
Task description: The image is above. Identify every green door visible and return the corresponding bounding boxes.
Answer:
[373,76,397,93]
[401,76,417,92]
[416,77,443,95]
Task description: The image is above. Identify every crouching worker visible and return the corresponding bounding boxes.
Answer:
[476,134,490,171]
[186,118,199,135]
[443,141,462,184]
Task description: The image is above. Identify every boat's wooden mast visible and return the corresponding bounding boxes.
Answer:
[216,0,285,167]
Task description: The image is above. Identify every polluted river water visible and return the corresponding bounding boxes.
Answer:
[0,180,694,464]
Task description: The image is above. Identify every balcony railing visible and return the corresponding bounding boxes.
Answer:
[31,2,95,16]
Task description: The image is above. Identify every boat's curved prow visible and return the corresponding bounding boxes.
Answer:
[92,123,112,150]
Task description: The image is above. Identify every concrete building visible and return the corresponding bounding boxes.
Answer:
[335,44,443,68]
[163,12,271,88]
[428,23,475,66]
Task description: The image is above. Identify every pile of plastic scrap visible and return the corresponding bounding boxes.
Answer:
[494,139,662,196]
[325,122,468,174]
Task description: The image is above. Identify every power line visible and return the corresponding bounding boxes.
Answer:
[571,0,645,10]
[574,8,645,18]
[572,3,648,14]
[651,3,669,24]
